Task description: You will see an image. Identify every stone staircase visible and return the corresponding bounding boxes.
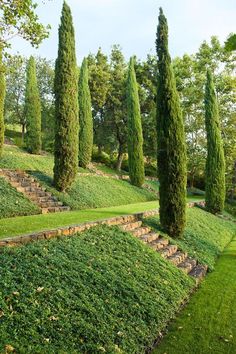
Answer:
[119,218,208,283]
[0,169,70,214]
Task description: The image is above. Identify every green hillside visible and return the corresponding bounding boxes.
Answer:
[0,208,235,353]
[0,145,156,215]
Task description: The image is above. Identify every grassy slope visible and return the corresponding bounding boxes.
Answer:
[0,177,40,219]
[31,171,156,210]
[145,207,236,270]
[153,236,236,354]
[0,226,193,354]
[0,145,156,211]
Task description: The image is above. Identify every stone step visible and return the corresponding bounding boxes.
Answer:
[30,195,58,203]
[149,237,169,251]
[26,191,52,198]
[159,244,178,258]
[168,251,188,266]
[20,181,39,188]
[131,226,151,237]
[40,201,63,208]
[140,232,159,243]
[120,221,142,232]
[178,257,197,274]
[189,264,208,284]
[42,206,70,214]
[24,186,46,193]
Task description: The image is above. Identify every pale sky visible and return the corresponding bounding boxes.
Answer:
[9,0,236,63]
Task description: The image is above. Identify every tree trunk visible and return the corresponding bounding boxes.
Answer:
[22,123,25,143]
[116,146,123,172]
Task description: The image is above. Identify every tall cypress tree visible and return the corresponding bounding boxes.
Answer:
[78,58,93,168]
[24,56,42,154]
[156,8,187,238]
[127,57,145,187]
[54,1,79,191]
[0,46,5,157]
[205,69,225,213]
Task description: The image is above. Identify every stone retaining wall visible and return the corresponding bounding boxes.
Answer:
[0,202,205,248]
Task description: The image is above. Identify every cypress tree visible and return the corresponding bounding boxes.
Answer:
[53,1,79,191]
[127,57,145,187]
[0,46,5,157]
[78,58,93,168]
[24,56,42,154]
[156,8,187,238]
[205,69,225,213]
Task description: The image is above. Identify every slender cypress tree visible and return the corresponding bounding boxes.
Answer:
[54,1,79,191]
[78,58,93,168]
[24,56,42,154]
[0,46,5,157]
[156,8,187,238]
[205,69,225,213]
[127,57,145,187]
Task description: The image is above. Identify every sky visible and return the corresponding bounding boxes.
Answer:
[9,0,236,63]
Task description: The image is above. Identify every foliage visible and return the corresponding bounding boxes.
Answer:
[0,0,50,48]
[24,56,42,154]
[106,45,127,170]
[35,57,55,152]
[173,37,236,194]
[153,235,236,354]
[0,47,5,156]
[135,54,157,159]
[156,8,187,238]
[87,48,111,152]
[127,57,145,187]
[53,2,79,191]
[78,58,93,168]
[145,207,236,271]
[0,225,193,353]
[225,33,236,52]
[4,55,26,142]
[0,177,40,218]
[205,70,225,213]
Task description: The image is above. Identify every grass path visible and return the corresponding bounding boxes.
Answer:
[0,201,158,239]
[153,236,236,354]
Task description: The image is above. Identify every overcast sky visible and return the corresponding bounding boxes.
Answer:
[9,0,235,63]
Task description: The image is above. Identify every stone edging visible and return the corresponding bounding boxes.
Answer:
[0,201,205,248]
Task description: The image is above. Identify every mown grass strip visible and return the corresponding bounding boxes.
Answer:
[153,235,236,354]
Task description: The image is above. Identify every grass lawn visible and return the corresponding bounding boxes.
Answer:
[144,207,236,270]
[153,235,236,354]
[0,201,158,239]
[0,225,193,354]
[0,177,40,219]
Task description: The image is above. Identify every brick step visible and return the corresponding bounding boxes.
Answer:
[168,251,188,265]
[120,221,142,232]
[189,264,208,283]
[131,226,151,237]
[149,237,169,251]
[42,206,70,214]
[159,244,178,258]
[178,257,197,274]
[140,232,159,243]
